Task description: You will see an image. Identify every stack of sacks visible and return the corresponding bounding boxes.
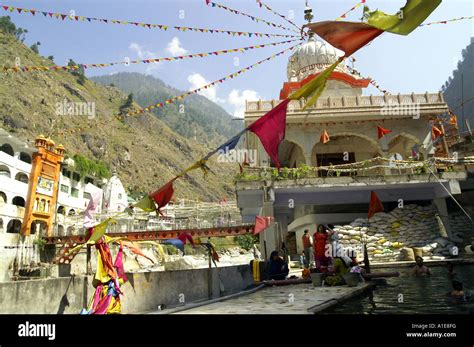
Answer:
[332,204,460,262]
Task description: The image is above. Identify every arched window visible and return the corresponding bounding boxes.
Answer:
[0,144,14,156]
[39,199,46,212]
[0,218,3,232]
[0,165,11,178]
[14,172,28,184]
[68,209,76,216]
[66,226,75,236]
[12,196,25,207]
[57,205,66,215]
[30,220,47,235]
[57,224,65,236]
[7,219,22,233]
[0,192,7,203]
[19,152,32,164]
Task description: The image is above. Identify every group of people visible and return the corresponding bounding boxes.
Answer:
[411,256,468,300]
[301,224,361,286]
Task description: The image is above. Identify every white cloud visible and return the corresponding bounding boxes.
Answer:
[187,73,224,103]
[166,37,187,56]
[227,89,260,119]
[128,42,160,74]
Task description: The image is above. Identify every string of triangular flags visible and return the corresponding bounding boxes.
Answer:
[420,15,474,26]
[55,42,302,136]
[336,0,366,21]
[124,42,302,116]
[346,62,390,95]
[256,0,302,32]
[0,4,299,38]
[205,0,299,34]
[2,38,300,73]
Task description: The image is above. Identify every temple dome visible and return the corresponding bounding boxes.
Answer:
[287,36,345,82]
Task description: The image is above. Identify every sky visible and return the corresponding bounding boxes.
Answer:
[2,0,473,118]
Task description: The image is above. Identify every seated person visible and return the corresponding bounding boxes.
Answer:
[448,280,465,299]
[325,256,351,286]
[269,251,289,280]
[412,256,430,276]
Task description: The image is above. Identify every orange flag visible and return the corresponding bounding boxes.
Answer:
[431,125,443,140]
[320,130,330,144]
[368,191,384,220]
[377,126,392,139]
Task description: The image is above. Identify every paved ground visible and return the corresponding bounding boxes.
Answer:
[173,282,372,314]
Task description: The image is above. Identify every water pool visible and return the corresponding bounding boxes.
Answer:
[322,264,474,314]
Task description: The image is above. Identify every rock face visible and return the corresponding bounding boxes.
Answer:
[333,204,467,262]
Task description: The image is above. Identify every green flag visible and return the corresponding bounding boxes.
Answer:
[288,57,343,109]
[367,0,442,35]
[134,195,156,212]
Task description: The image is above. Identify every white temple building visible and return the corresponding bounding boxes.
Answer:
[237,35,466,256]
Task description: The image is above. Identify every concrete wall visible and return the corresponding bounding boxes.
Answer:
[0,264,254,314]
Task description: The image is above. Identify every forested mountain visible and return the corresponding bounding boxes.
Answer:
[92,73,243,147]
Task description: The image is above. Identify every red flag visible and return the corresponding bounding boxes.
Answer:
[253,216,273,235]
[431,125,443,140]
[149,181,174,214]
[178,232,195,246]
[248,99,290,169]
[368,191,384,220]
[304,21,384,57]
[377,126,392,139]
[320,130,330,144]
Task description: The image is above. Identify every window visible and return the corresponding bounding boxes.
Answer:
[60,184,69,193]
[7,219,22,233]
[62,168,71,178]
[72,172,81,182]
[84,177,94,184]
[0,165,11,178]
[12,196,25,207]
[83,192,92,201]
[0,192,6,203]
[118,193,122,200]
[19,152,32,164]
[0,144,14,156]
[71,188,79,198]
[14,172,28,184]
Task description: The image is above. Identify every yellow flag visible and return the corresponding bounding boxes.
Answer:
[288,58,342,110]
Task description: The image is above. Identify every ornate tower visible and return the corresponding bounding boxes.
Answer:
[21,136,65,236]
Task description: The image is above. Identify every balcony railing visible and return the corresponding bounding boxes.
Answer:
[236,157,472,182]
[246,93,445,113]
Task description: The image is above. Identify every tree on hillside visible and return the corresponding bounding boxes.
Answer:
[68,58,86,85]
[442,37,474,133]
[0,16,28,41]
[30,41,41,54]
[119,93,134,114]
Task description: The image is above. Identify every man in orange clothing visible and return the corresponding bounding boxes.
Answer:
[302,229,312,268]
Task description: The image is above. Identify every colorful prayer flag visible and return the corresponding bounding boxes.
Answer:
[289,58,343,109]
[248,99,290,169]
[149,181,174,214]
